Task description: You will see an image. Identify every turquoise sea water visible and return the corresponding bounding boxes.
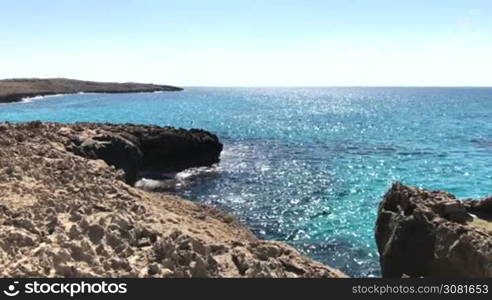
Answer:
[2,87,492,277]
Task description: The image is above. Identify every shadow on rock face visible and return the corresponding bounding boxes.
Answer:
[69,123,223,186]
[79,134,143,184]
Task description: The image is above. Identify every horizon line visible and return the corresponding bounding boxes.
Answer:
[180,85,492,88]
[2,78,492,88]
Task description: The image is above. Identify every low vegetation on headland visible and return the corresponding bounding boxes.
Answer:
[0,78,182,103]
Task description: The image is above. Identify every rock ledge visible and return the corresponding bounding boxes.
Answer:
[375,182,492,278]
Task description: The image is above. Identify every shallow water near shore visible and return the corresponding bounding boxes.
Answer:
[2,87,492,277]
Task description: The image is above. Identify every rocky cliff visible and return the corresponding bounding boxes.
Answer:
[0,121,345,278]
[0,78,182,103]
[375,182,492,278]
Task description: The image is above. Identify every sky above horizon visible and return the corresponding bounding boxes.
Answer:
[1,0,491,87]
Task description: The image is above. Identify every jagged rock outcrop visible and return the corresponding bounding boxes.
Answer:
[0,78,183,103]
[66,123,223,184]
[375,182,492,278]
[0,121,346,278]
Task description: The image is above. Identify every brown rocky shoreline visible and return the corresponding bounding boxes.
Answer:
[0,78,182,103]
[2,121,489,278]
[0,121,346,278]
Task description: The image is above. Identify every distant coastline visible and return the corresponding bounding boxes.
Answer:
[0,78,183,103]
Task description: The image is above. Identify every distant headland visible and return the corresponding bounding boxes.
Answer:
[0,78,183,103]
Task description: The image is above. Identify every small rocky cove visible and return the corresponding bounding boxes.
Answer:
[0,121,490,278]
[0,121,345,277]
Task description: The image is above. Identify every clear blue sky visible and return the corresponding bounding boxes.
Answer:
[1,0,491,86]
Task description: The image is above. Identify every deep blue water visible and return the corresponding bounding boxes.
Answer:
[2,87,492,277]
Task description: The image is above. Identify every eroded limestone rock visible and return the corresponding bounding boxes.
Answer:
[0,121,345,278]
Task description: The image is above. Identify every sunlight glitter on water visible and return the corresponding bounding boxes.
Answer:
[2,87,492,276]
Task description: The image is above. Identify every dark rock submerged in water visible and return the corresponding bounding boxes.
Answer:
[67,123,223,185]
[375,182,492,278]
[0,78,183,103]
[0,121,346,277]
